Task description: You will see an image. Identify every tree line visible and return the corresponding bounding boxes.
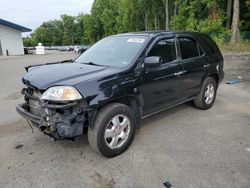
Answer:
[23,0,250,47]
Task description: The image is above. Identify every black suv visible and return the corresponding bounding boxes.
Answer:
[16,31,224,157]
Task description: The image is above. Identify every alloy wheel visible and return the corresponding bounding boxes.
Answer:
[205,83,215,104]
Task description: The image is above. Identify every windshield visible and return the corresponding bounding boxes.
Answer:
[75,36,148,67]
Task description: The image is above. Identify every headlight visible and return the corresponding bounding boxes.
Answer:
[41,86,82,101]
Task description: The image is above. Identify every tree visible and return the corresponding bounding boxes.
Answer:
[26,0,250,45]
[101,0,120,36]
[75,14,85,44]
[23,36,36,47]
[116,0,144,32]
[164,0,169,30]
[240,0,250,32]
[152,0,165,30]
[82,14,95,44]
[226,0,232,28]
[32,19,65,46]
[61,15,77,45]
[174,0,179,17]
[231,0,240,42]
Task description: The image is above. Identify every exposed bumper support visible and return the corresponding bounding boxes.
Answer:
[16,102,87,140]
[16,103,41,124]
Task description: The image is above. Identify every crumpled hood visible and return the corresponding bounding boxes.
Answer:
[23,63,117,90]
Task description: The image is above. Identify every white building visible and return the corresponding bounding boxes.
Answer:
[0,18,31,56]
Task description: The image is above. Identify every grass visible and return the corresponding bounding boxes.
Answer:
[218,41,250,53]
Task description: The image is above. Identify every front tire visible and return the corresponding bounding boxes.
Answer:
[88,103,136,158]
[193,77,217,110]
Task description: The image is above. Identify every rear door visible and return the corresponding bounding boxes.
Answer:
[141,36,184,115]
[177,34,209,100]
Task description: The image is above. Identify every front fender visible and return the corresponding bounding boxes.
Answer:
[75,71,142,129]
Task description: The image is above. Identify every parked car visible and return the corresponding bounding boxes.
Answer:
[73,46,81,53]
[57,46,70,52]
[23,47,29,54]
[16,31,224,157]
[74,45,91,54]
[47,46,57,50]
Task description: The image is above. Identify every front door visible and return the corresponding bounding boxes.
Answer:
[141,36,184,115]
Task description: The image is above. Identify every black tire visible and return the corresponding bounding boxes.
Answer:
[88,103,136,158]
[193,77,217,110]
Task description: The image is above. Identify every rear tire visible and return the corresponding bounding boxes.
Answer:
[88,103,136,158]
[193,77,217,110]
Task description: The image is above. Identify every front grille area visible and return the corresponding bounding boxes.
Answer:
[22,87,43,116]
[29,90,42,116]
[20,86,86,139]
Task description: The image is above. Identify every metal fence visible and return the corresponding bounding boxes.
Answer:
[241,31,250,40]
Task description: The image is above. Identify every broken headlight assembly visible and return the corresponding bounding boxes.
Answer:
[41,86,82,101]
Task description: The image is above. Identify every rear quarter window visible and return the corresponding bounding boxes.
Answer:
[198,34,220,55]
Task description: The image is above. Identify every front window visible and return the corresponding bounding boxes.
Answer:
[75,36,148,67]
[148,37,177,64]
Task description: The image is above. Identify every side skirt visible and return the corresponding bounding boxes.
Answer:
[142,97,196,119]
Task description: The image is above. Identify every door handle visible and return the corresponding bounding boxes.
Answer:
[203,64,210,68]
[174,71,187,76]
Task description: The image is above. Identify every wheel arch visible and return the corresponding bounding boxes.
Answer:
[196,73,219,99]
[208,73,219,84]
[88,95,142,130]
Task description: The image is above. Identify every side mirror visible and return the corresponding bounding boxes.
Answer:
[143,56,161,68]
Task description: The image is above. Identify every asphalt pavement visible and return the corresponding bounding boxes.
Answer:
[0,52,249,188]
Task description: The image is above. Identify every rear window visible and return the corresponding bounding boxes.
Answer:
[178,37,199,59]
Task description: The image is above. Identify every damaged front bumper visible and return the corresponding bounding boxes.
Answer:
[16,88,92,140]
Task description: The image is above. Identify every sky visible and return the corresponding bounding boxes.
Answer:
[0,0,94,36]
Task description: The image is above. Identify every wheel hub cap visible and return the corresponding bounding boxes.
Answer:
[205,83,215,104]
[104,114,130,149]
